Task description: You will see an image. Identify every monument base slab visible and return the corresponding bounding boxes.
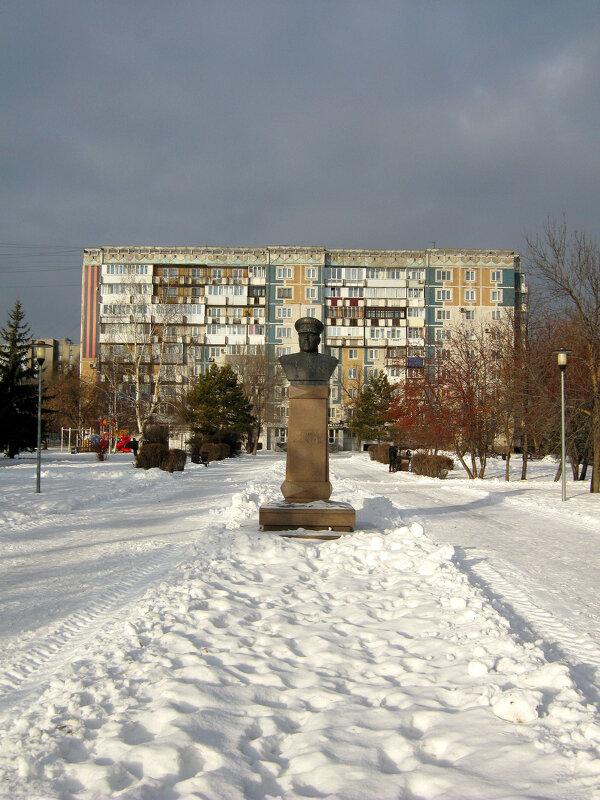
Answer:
[259,501,356,538]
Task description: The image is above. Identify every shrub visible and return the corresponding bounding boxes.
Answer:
[200,442,230,462]
[163,448,187,473]
[135,442,169,470]
[142,421,169,445]
[368,443,393,464]
[411,452,454,479]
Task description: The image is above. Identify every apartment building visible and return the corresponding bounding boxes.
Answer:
[81,246,522,449]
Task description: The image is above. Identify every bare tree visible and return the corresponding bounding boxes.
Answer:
[433,325,499,479]
[225,345,285,453]
[99,277,178,434]
[525,219,600,492]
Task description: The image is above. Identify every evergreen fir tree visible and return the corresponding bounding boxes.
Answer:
[347,372,395,448]
[0,301,39,458]
[186,364,256,449]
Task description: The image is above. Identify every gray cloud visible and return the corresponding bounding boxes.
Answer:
[1,0,599,340]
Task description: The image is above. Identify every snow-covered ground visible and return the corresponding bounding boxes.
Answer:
[0,449,599,799]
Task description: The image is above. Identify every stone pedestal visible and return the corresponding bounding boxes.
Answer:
[259,384,356,535]
[280,384,331,502]
[259,501,355,538]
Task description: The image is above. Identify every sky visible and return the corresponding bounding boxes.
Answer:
[1,0,599,342]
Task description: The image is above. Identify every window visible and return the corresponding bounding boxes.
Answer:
[348,349,358,359]
[162,267,178,278]
[436,309,451,321]
[325,267,342,281]
[306,287,317,299]
[436,289,452,301]
[365,307,405,320]
[389,269,405,280]
[277,307,292,318]
[211,269,222,278]
[491,270,503,283]
[209,347,221,358]
[465,310,476,320]
[464,289,476,302]
[407,287,423,299]
[191,267,205,278]
[276,267,293,279]
[276,327,291,339]
[344,268,365,281]
[436,269,452,282]
[326,287,342,298]
[208,307,221,318]
[491,309,501,320]
[207,285,244,296]
[277,346,291,356]
[435,328,451,340]
[347,287,363,298]
[368,368,379,377]
[465,270,476,282]
[105,264,148,275]
[305,267,317,279]
[407,307,424,317]
[367,349,379,360]
[305,307,318,318]
[348,368,358,379]
[365,287,407,299]
[248,285,265,297]
[277,287,292,299]
[491,289,503,302]
[249,266,265,278]
[348,388,358,399]
[231,268,245,278]
[166,287,177,298]
[409,269,424,280]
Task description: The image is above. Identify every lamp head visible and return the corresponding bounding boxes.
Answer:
[553,348,572,371]
[35,343,46,366]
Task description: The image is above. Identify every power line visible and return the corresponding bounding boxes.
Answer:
[1,282,82,289]
[0,266,82,273]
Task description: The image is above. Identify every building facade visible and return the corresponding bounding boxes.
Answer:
[29,338,79,380]
[81,246,522,449]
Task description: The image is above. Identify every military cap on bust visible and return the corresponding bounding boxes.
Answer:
[295,317,324,335]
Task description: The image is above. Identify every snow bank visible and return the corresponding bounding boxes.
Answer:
[1,454,600,798]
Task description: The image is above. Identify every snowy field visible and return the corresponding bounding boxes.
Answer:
[1,449,600,799]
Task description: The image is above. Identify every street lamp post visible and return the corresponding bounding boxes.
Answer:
[35,343,45,493]
[553,349,572,502]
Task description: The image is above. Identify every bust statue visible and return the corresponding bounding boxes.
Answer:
[279,317,338,385]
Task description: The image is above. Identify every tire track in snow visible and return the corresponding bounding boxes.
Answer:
[331,458,600,706]
[0,543,186,712]
[454,553,600,706]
